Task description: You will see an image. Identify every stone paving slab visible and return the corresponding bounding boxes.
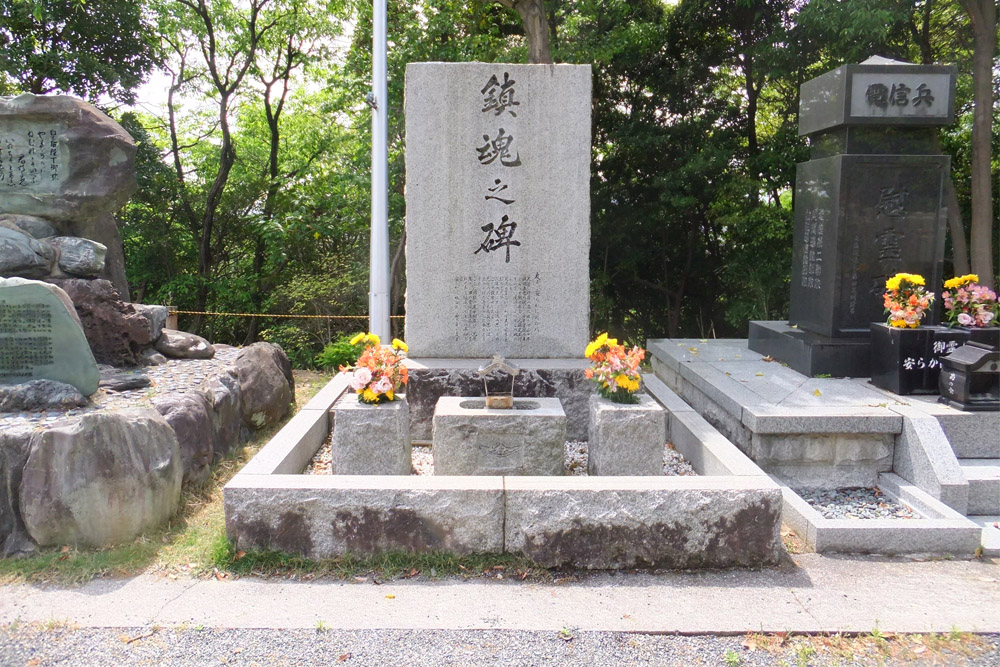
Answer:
[1,554,998,633]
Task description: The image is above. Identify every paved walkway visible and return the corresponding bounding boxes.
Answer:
[2,554,998,634]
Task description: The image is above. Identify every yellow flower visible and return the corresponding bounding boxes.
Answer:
[606,338,618,348]
[385,389,394,401]
[362,387,378,402]
[350,332,365,346]
[585,332,609,358]
[944,274,979,289]
[615,374,639,392]
[366,333,381,347]
[885,275,902,291]
[391,338,408,353]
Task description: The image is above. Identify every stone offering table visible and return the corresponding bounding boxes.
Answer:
[432,397,566,476]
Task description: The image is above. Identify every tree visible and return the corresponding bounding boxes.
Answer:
[959,0,996,289]
[496,0,552,63]
[0,0,157,102]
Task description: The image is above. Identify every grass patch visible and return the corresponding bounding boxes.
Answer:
[0,370,333,585]
[739,629,994,664]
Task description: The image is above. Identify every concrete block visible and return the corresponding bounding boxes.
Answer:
[239,404,330,476]
[404,63,591,358]
[587,394,665,476]
[891,404,968,514]
[641,372,694,413]
[331,395,411,475]
[667,410,765,477]
[753,433,893,489]
[432,396,565,475]
[504,476,783,569]
[225,475,505,558]
[742,405,902,435]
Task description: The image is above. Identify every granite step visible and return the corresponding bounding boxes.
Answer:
[960,460,1000,516]
[969,516,1000,557]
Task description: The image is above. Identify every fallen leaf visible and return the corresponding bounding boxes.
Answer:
[492,565,505,570]
[385,594,395,599]
[337,653,352,662]
[762,356,774,362]
[353,576,368,583]
[755,372,764,377]
[688,347,699,354]
[233,648,243,654]
[813,389,822,396]
[699,339,708,343]
[60,545,71,553]
[234,551,246,560]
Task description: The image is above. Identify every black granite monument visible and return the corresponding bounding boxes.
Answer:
[749,57,957,377]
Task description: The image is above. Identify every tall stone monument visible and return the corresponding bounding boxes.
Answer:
[404,62,591,358]
[749,57,956,377]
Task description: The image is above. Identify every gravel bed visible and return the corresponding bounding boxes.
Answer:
[305,437,697,476]
[796,487,918,520]
[1,626,997,666]
[0,346,242,428]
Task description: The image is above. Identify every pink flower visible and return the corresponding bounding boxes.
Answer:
[373,376,393,394]
[350,367,372,390]
[981,311,995,326]
[957,312,974,326]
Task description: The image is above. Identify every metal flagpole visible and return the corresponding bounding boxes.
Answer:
[369,0,390,341]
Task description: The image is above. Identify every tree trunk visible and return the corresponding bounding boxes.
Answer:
[960,0,997,289]
[497,0,553,64]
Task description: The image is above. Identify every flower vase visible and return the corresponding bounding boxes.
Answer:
[587,394,666,475]
[870,323,935,395]
[330,393,411,475]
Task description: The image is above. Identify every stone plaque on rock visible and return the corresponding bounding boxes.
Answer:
[0,94,137,223]
[404,63,591,358]
[0,277,98,396]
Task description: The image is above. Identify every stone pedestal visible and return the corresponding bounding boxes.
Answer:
[432,397,566,475]
[587,394,666,476]
[748,320,871,378]
[331,395,411,475]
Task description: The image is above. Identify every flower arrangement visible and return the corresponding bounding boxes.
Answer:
[883,273,934,328]
[341,333,409,404]
[584,332,644,403]
[941,274,997,328]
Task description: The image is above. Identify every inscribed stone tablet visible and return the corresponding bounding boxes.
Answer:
[0,277,99,396]
[404,63,591,358]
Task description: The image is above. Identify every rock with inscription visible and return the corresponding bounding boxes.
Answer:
[156,328,215,360]
[0,214,61,239]
[0,277,99,395]
[0,226,55,278]
[48,236,107,277]
[19,409,182,547]
[132,304,168,343]
[153,392,214,485]
[233,342,294,429]
[0,425,36,556]
[0,94,137,223]
[0,379,87,412]
[48,278,151,366]
[404,63,591,358]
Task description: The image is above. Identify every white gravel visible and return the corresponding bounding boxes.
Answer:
[305,437,697,476]
[796,487,918,520]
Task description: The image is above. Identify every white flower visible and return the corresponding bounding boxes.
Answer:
[957,312,974,326]
[979,311,994,325]
[350,367,372,390]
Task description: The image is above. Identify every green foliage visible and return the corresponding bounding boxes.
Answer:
[0,0,157,102]
[315,333,364,371]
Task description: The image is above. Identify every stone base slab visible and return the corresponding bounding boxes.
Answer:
[780,473,981,555]
[404,358,591,441]
[748,320,871,378]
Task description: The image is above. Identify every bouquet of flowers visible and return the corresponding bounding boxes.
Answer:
[941,274,997,328]
[584,332,644,404]
[341,333,409,404]
[883,273,934,328]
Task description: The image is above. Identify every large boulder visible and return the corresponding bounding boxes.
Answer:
[132,304,168,342]
[0,277,99,395]
[0,94,137,223]
[201,371,244,458]
[19,409,182,547]
[0,380,87,412]
[0,214,62,239]
[48,236,107,277]
[153,392,214,485]
[48,278,152,366]
[156,329,215,360]
[0,226,54,278]
[68,214,130,299]
[234,343,294,429]
[0,426,35,556]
